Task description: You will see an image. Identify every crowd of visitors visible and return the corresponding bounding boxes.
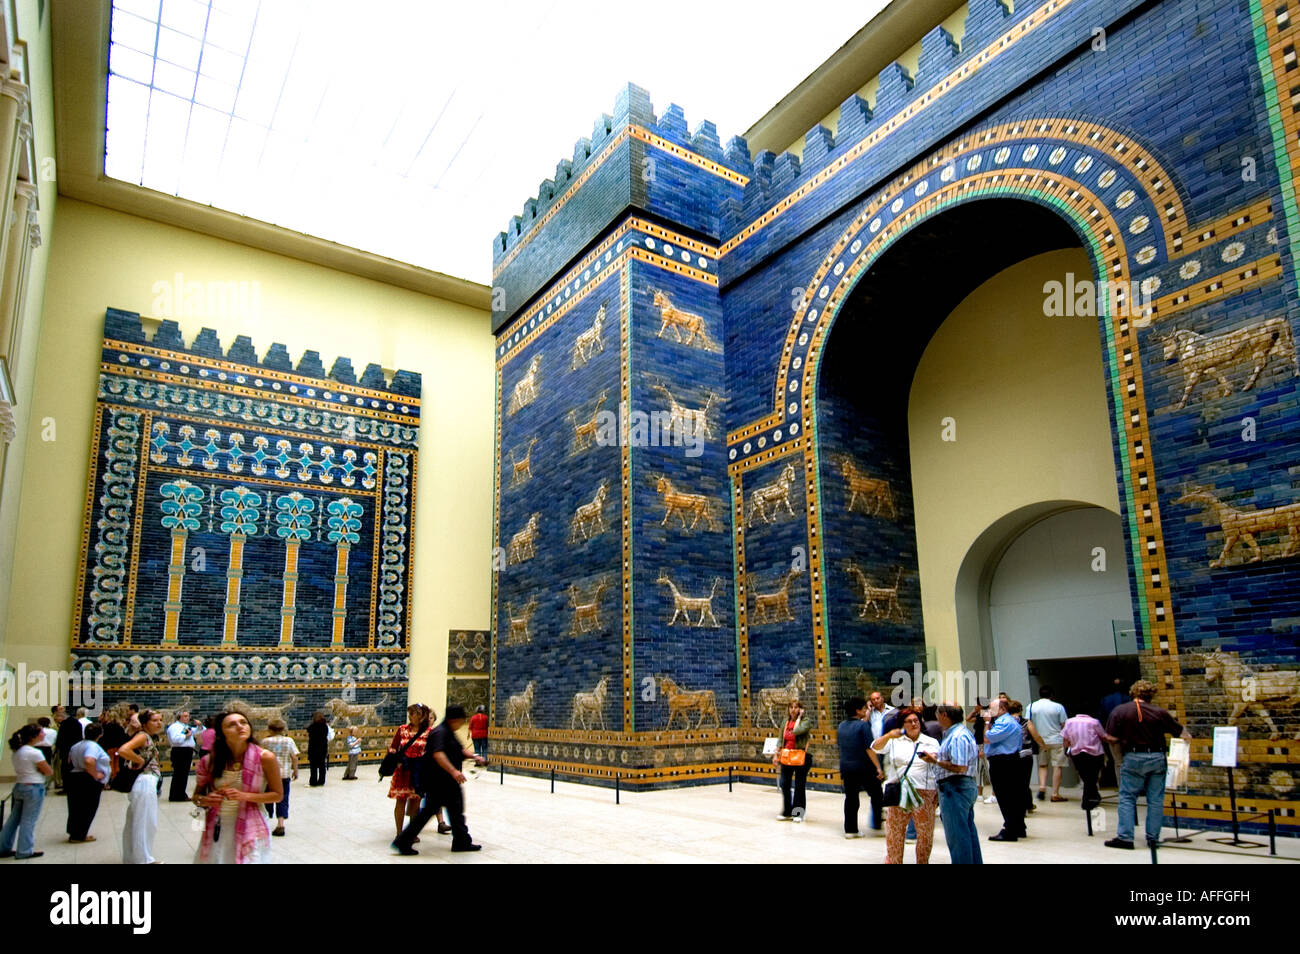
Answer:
[2,677,1186,863]
[1,701,386,864]
[804,679,1189,862]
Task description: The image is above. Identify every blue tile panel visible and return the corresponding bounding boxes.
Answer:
[68,310,422,742]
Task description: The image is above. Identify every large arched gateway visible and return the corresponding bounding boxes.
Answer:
[489,0,1300,834]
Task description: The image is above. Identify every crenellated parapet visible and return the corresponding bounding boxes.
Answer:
[491,0,1135,297]
[103,308,422,401]
[491,83,749,331]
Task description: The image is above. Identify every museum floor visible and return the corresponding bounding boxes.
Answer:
[11,773,1298,865]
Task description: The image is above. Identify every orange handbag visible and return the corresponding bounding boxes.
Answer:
[778,747,806,767]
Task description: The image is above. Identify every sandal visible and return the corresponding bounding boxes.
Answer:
[1051,795,1068,802]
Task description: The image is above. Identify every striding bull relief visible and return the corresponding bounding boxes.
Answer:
[1154,316,1297,410]
[505,681,536,728]
[1202,651,1300,740]
[506,512,541,565]
[835,455,897,518]
[652,290,721,352]
[746,462,798,528]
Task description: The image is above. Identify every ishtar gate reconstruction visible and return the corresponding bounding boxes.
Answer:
[0,0,1297,860]
[487,0,1300,831]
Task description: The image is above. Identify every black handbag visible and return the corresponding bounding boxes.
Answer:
[378,727,429,779]
[881,739,920,807]
[110,763,142,793]
[111,736,148,793]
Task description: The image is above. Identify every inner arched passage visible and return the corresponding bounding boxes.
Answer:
[815,198,1124,712]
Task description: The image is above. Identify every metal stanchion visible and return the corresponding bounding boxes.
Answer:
[615,773,620,805]
[550,767,555,793]
[1269,809,1276,856]
[499,763,504,785]
[728,766,733,792]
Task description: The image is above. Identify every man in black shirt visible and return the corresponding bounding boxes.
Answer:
[54,707,84,793]
[1104,680,1191,850]
[392,705,486,855]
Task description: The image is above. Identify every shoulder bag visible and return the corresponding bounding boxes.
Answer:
[777,748,806,767]
[111,741,146,794]
[378,726,428,779]
[880,738,920,807]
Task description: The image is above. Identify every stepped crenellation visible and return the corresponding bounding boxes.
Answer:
[103,307,422,399]
[493,0,1047,266]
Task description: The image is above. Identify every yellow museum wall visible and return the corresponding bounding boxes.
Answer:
[907,249,1122,685]
[4,198,494,751]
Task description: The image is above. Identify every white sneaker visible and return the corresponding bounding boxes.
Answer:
[984,796,997,804]
[776,814,792,821]
[792,815,805,823]
[844,832,864,839]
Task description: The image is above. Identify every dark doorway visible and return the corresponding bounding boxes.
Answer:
[1027,655,1140,721]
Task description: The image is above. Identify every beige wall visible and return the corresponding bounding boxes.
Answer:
[908,249,1122,686]
[3,199,494,762]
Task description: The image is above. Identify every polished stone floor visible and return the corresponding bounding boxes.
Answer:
[9,771,1298,864]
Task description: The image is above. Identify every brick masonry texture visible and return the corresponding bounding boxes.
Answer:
[489,0,1300,818]
[68,309,422,764]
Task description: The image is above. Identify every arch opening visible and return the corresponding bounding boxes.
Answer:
[814,197,1133,712]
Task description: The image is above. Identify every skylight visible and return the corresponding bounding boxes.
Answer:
[105,0,889,286]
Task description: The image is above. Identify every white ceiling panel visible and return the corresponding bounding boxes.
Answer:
[106,0,892,284]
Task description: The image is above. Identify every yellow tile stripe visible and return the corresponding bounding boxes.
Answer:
[629,126,749,185]
[1142,255,1283,324]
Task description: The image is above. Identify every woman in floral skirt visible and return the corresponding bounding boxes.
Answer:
[386,704,442,839]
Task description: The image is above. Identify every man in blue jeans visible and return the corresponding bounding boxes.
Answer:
[921,705,983,863]
[1104,679,1191,850]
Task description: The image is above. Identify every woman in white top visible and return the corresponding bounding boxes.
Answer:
[871,707,941,864]
[0,725,53,859]
[117,709,164,864]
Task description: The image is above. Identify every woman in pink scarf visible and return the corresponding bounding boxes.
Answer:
[192,711,283,864]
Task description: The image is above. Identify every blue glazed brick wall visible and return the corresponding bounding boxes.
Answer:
[71,310,420,758]
[495,279,622,733]
[490,0,1300,810]
[628,259,735,733]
